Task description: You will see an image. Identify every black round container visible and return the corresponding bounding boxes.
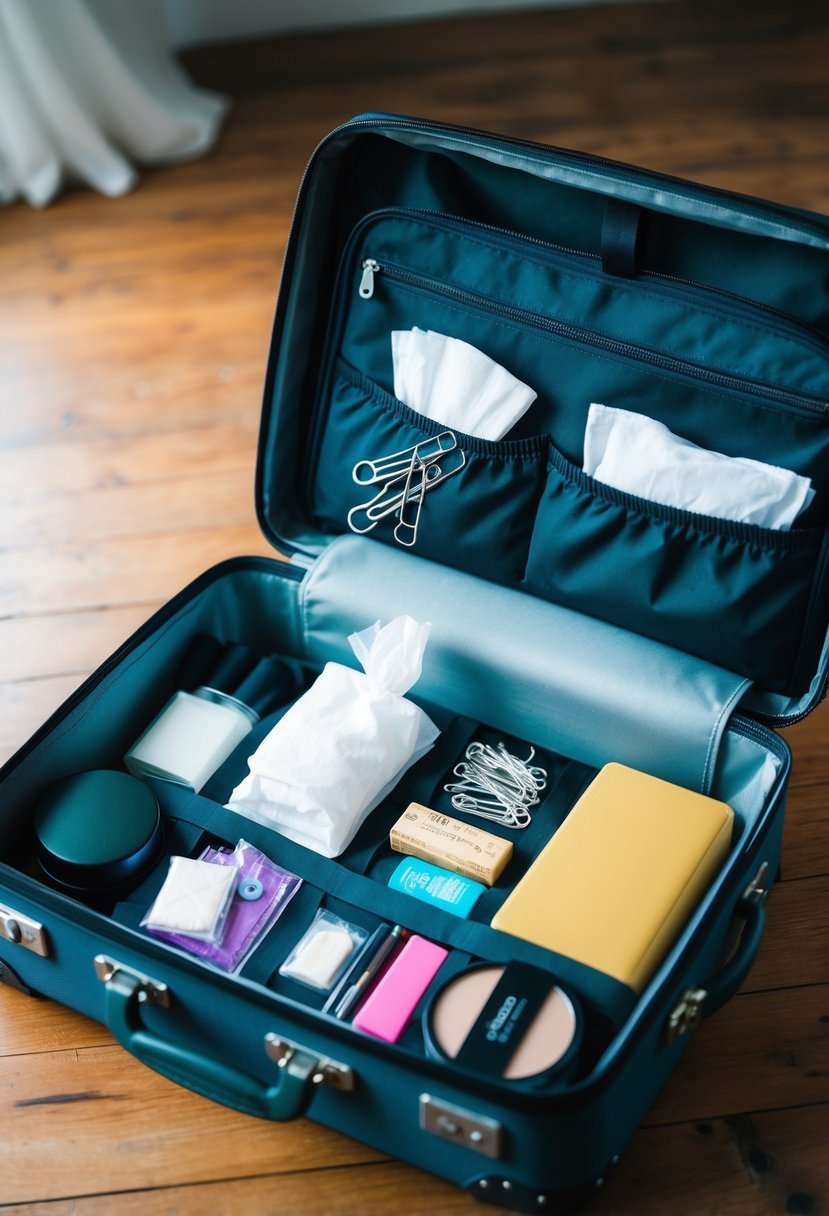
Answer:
[34,770,163,901]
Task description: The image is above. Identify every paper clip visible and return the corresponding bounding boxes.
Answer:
[352,432,458,486]
[393,453,428,547]
[348,431,466,541]
[444,741,548,830]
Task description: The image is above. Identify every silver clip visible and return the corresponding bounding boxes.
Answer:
[444,742,547,830]
[393,452,428,547]
[348,431,466,543]
[352,431,458,486]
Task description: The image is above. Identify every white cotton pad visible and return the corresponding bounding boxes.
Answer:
[144,856,237,940]
[279,920,360,990]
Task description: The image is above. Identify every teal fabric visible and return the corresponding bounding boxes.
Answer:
[525,444,824,693]
[299,535,750,796]
[310,360,546,583]
[301,204,829,695]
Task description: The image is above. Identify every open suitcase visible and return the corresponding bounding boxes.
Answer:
[2,114,828,1213]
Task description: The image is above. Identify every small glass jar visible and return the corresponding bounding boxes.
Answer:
[125,687,258,792]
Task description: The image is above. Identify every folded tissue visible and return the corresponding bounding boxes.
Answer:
[391,327,537,441]
[584,403,814,530]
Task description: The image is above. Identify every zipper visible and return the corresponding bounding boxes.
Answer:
[370,205,829,357]
[360,257,828,418]
[339,115,829,249]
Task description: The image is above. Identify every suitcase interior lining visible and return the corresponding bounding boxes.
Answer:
[259,127,829,702]
[0,560,786,1097]
[298,209,829,697]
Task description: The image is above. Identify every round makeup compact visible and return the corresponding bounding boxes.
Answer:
[34,769,163,900]
[424,961,582,1088]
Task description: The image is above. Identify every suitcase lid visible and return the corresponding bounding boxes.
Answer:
[256,114,829,729]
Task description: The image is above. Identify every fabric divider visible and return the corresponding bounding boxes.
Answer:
[149,785,637,1030]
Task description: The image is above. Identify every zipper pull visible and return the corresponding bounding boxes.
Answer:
[359,258,379,299]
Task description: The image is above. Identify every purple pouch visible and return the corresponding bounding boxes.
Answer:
[148,839,301,971]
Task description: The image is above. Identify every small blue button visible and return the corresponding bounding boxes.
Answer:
[238,876,264,901]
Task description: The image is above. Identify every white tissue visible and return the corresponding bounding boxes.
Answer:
[225,616,440,858]
[583,403,814,530]
[391,328,537,440]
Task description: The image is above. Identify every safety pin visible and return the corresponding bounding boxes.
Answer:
[352,431,458,485]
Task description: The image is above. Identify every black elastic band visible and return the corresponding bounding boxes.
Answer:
[601,199,643,279]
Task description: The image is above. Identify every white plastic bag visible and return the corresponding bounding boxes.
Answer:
[226,616,440,857]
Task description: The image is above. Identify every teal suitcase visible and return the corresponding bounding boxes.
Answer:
[1,115,828,1212]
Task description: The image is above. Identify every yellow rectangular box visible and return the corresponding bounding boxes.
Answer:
[491,763,734,992]
[390,802,513,887]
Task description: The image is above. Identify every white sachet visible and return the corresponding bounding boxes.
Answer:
[391,327,537,440]
[583,403,814,530]
[226,616,440,858]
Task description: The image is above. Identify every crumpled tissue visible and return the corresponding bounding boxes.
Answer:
[226,616,440,858]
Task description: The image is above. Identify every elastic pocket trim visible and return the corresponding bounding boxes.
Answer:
[339,359,548,460]
[546,440,821,552]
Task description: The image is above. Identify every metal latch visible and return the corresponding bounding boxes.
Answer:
[265,1032,355,1092]
[0,902,49,957]
[420,1094,504,1159]
[94,954,170,1007]
[666,986,707,1043]
[743,860,770,905]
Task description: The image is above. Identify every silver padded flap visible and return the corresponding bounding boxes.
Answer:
[298,535,750,795]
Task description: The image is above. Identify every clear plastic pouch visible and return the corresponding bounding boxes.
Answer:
[145,839,302,971]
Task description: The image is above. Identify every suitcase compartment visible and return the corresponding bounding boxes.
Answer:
[0,548,790,1208]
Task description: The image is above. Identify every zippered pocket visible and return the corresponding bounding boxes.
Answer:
[305,208,829,693]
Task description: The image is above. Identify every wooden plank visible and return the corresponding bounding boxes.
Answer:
[0,468,258,549]
[0,427,257,500]
[782,782,829,883]
[1,607,159,683]
[1,1106,826,1216]
[0,1041,385,1205]
[743,875,829,993]
[0,988,109,1058]
[0,526,276,618]
[646,984,829,1126]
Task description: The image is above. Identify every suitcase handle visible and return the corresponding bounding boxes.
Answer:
[102,967,324,1120]
[701,893,766,1020]
[667,870,768,1042]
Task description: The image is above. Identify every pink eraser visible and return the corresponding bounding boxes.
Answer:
[352,935,448,1042]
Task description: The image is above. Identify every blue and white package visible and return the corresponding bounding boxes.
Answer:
[388,857,485,918]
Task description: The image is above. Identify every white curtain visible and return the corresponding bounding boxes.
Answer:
[0,0,229,207]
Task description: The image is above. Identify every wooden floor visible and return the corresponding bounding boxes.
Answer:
[1,0,828,1211]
